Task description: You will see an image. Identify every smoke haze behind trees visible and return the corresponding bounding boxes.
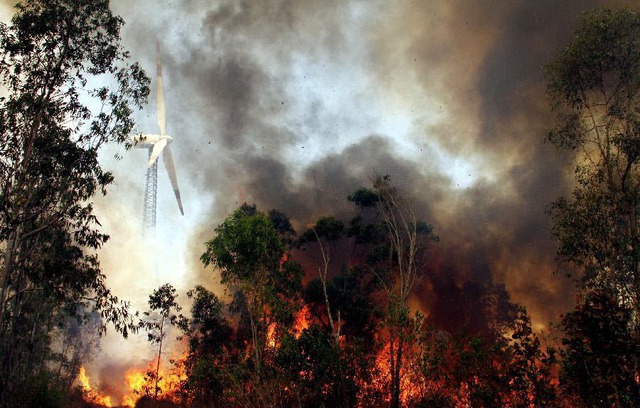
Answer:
[6,0,636,390]
[98,0,640,327]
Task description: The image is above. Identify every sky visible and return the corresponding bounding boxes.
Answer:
[97,0,638,394]
[96,0,637,323]
[3,0,639,401]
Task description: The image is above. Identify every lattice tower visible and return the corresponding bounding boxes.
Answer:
[142,146,158,235]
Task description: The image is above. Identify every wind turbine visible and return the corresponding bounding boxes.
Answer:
[132,43,184,235]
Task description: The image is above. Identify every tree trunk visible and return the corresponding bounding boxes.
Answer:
[155,318,164,400]
[0,228,19,334]
[389,328,403,408]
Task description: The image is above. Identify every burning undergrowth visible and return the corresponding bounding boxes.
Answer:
[67,0,640,406]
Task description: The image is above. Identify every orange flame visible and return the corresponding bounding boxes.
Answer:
[120,352,188,407]
[266,321,278,348]
[293,304,310,337]
[359,342,474,407]
[77,366,113,407]
[280,252,289,268]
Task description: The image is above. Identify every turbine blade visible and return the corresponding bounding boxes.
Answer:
[162,145,184,215]
[156,42,166,135]
[147,138,167,167]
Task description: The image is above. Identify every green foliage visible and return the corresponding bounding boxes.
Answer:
[140,284,182,345]
[0,1,148,403]
[545,6,640,299]
[202,207,284,284]
[201,205,303,380]
[139,284,183,400]
[560,290,640,406]
[545,8,640,404]
[545,8,640,115]
[181,285,232,356]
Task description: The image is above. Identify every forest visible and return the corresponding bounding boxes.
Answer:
[1,1,640,407]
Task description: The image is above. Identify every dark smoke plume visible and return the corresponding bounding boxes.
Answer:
[107,0,638,330]
[10,0,634,399]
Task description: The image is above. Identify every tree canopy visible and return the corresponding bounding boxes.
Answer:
[545,6,640,405]
[0,0,149,405]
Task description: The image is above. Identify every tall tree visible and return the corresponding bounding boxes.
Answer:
[0,0,148,403]
[544,6,640,405]
[299,216,346,345]
[139,283,183,401]
[349,176,437,408]
[201,204,303,380]
[546,6,640,330]
[178,285,233,406]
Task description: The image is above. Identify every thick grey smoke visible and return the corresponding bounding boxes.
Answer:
[107,0,640,329]
[7,0,635,401]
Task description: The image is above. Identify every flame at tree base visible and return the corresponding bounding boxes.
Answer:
[77,366,113,407]
[121,354,188,407]
[78,348,188,407]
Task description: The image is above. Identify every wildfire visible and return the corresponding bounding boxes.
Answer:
[293,304,310,337]
[361,343,424,406]
[121,369,146,407]
[120,353,188,407]
[359,342,475,407]
[266,304,309,348]
[76,345,189,407]
[77,366,112,407]
[267,321,278,348]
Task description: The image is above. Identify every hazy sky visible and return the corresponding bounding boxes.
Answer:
[98,0,636,325]
[3,0,639,400]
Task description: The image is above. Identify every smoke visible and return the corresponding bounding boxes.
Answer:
[105,0,640,330]
[6,0,633,401]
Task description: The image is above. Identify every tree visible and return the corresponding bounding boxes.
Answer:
[139,283,183,401]
[560,289,639,406]
[299,216,346,345]
[178,285,233,406]
[276,324,364,408]
[349,176,437,408]
[545,6,640,331]
[545,7,640,404]
[201,204,303,380]
[0,0,149,403]
[297,217,384,406]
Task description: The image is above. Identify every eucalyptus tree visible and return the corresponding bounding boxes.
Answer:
[0,0,149,402]
[201,204,303,379]
[140,283,183,400]
[545,6,640,404]
[349,176,437,408]
[546,6,640,329]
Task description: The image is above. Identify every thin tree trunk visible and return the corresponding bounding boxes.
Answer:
[155,318,164,400]
[0,228,19,333]
[248,309,261,379]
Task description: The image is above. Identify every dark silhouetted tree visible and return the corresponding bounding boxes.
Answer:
[140,283,182,400]
[560,290,639,406]
[178,285,233,406]
[545,7,640,404]
[0,0,148,404]
[349,175,437,408]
